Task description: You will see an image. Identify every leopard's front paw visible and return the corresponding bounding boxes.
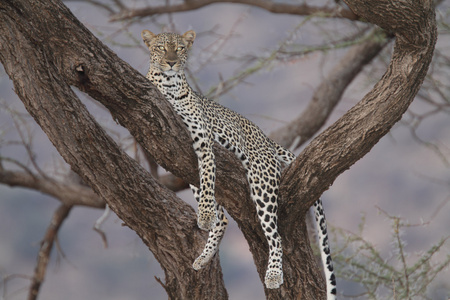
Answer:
[192,255,209,270]
[265,268,283,289]
[197,212,218,231]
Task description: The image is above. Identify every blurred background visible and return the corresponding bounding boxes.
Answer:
[0,0,449,299]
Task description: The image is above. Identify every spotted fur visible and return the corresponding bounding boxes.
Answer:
[142,29,336,297]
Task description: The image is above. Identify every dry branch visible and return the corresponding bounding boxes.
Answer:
[270,29,393,149]
[110,0,358,21]
[28,204,72,300]
[0,169,104,208]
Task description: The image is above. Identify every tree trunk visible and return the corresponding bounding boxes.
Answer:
[0,1,227,298]
[0,0,436,299]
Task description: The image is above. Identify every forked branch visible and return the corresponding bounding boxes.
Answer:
[280,0,437,227]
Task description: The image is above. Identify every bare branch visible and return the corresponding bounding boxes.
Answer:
[0,169,105,208]
[93,204,111,248]
[110,0,358,21]
[111,0,125,10]
[28,204,72,300]
[270,29,392,149]
[63,0,117,14]
[0,156,37,178]
[8,106,48,178]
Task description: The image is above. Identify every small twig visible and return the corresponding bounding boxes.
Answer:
[154,276,169,294]
[165,0,176,32]
[93,204,111,248]
[270,28,392,149]
[110,0,358,22]
[28,205,72,300]
[112,0,125,10]
[0,155,37,179]
[82,0,117,14]
[10,113,48,179]
[394,218,410,298]
[1,274,32,300]
[54,236,72,269]
[185,66,204,95]
[194,13,246,74]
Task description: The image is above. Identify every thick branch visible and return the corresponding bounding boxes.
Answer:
[110,0,357,21]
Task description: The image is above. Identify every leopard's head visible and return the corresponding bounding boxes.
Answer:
[141,30,196,75]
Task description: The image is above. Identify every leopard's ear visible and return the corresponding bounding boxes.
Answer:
[141,30,156,49]
[182,30,196,49]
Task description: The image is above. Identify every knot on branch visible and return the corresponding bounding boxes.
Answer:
[75,63,90,85]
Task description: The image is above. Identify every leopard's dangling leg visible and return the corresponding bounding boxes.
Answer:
[190,185,228,270]
[182,114,219,232]
[247,162,283,289]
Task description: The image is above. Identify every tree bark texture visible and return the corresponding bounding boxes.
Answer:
[0,1,227,299]
[0,0,436,299]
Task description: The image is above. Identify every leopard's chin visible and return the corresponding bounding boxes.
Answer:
[164,70,177,76]
[160,67,179,76]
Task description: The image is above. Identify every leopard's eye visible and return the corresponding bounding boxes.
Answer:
[176,46,184,52]
[158,45,165,51]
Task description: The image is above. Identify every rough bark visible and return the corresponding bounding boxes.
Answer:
[0,1,227,298]
[0,0,436,299]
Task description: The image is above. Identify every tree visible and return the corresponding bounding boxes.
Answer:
[0,0,441,299]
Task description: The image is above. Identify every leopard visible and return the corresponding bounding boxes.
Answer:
[141,29,337,298]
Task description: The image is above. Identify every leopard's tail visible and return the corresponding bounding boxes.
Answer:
[313,199,337,299]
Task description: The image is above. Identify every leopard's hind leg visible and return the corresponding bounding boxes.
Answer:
[246,160,283,289]
[190,185,228,270]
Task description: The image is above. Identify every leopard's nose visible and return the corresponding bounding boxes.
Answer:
[167,61,176,67]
